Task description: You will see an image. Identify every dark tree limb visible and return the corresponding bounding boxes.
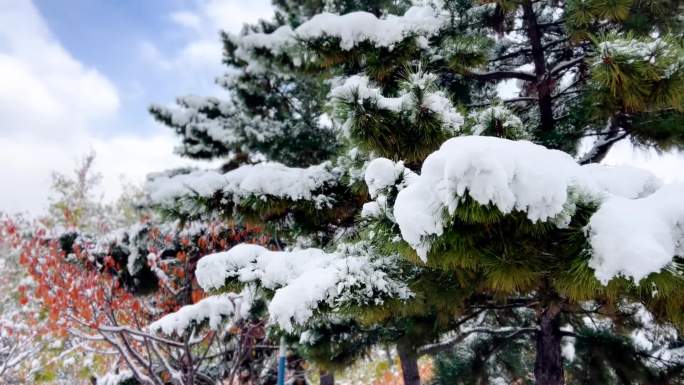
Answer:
[578,132,628,164]
[397,342,421,385]
[468,70,537,82]
[522,0,555,135]
[549,56,585,76]
[579,115,630,164]
[320,370,335,385]
[418,327,537,356]
[534,303,565,385]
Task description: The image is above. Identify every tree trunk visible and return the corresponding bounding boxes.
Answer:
[319,370,334,385]
[534,304,564,385]
[396,343,421,385]
[522,0,555,136]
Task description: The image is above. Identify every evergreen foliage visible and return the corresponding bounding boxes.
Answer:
[146,0,684,384]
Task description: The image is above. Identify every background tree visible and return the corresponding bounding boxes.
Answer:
[14,204,282,384]
[46,151,107,233]
[0,215,48,384]
[1,152,288,384]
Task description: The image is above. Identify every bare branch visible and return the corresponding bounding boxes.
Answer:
[468,70,537,82]
[419,327,538,355]
[549,56,586,77]
[99,326,185,348]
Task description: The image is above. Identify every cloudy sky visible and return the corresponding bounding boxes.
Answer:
[1,0,683,214]
[0,0,272,214]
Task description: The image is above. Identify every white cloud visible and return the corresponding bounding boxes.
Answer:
[138,40,173,71]
[0,1,119,140]
[0,131,202,215]
[91,133,206,203]
[133,1,272,101]
[170,0,273,36]
[169,11,202,31]
[141,0,273,86]
[0,1,202,214]
[177,40,224,71]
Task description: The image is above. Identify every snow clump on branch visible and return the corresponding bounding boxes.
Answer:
[372,136,674,285]
[195,243,411,331]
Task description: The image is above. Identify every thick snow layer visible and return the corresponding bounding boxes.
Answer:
[581,163,660,199]
[237,6,447,57]
[297,6,446,50]
[149,294,240,335]
[390,136,669,278]
[588,183,684,283]
[146,169,226,203]
[423,90,465,131]
[146,161,338,207]
[393,137,581,259]
[365,158,406,198]
[239,25,296,54]
[196,244,411,331]
[361,201,382,218]
[393,177,445,258]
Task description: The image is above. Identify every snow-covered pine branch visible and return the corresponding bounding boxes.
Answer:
[149,293,245,336]
[232,5,449,70]
[195,243,411,332]
[145,161,343,220]
[330,73,465,135]
[367,135,678,285]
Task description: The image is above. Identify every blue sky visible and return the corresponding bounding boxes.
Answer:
[33,0,273,137]
[34,0,185,137]
[1,0,683,214]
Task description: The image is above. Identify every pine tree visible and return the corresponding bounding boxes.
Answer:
[148,2,421,384]
[146,1,684,385]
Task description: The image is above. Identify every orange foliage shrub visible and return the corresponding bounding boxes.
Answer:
[372,360,433,385]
